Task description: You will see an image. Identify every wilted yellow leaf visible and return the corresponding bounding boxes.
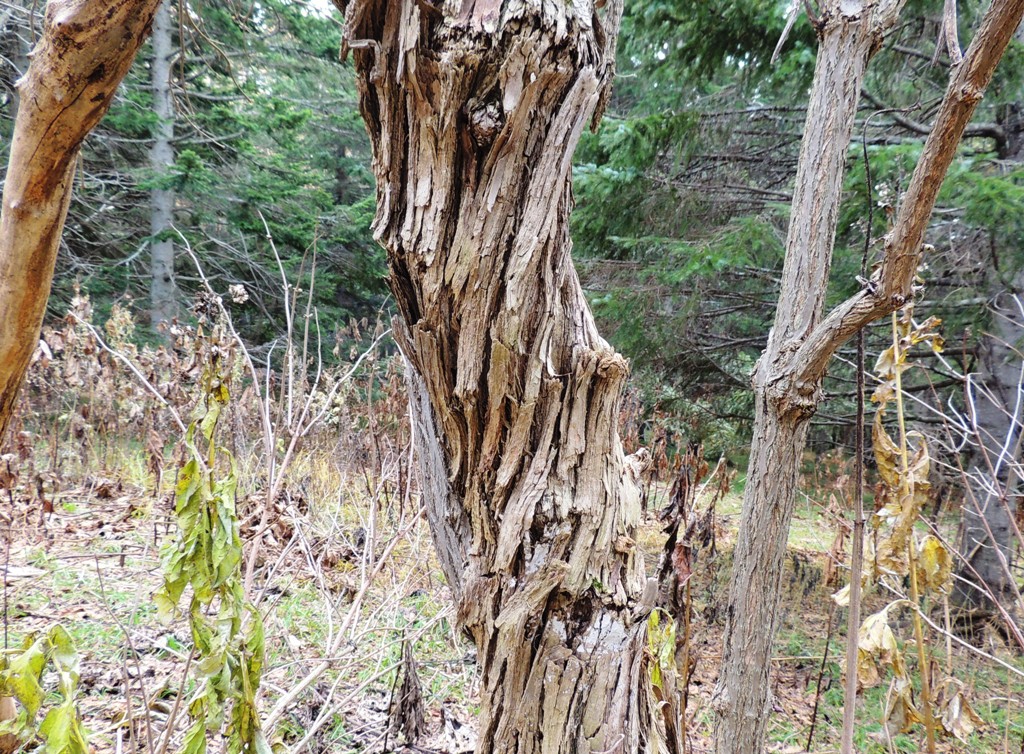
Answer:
[874,543,908,580]
[832,543,873,606]
[873,410,901,489]
[871,380,896,404]
[905,434,931,490]
[859,609,890,651]
[874,345,902,381]
[916,535,953,595]
[859,607,906,680]
[855,647,881,689]
[832,583,851,607]
[874,429,931,579]
[908,316,945,354]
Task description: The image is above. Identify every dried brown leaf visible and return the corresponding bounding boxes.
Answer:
[885,674,923,734]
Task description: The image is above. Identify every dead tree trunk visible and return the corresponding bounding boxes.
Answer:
[0,0,160,438]
[954,97,1024,626]
[149,0,178,330]
[712,1,1024,752]
[336,2,663,751]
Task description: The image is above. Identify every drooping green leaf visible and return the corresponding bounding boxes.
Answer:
[4,638,47,718]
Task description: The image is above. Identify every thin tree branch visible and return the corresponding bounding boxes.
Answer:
[795,0,1024,387]
[862,89,1004,144]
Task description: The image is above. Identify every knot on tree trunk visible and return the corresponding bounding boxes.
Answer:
[757,355,822,422]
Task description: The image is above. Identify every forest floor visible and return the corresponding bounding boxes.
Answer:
[3,445,1023,754]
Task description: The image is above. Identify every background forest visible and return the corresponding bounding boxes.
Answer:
[0,0,1022,753]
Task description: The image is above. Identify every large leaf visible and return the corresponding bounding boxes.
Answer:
[885,674,923,735]
[46,626,79,676]
[936,677,985,741]
[39,699,89,754]
[873,409,901,490]
[4,637,47,718]
[858,606,905,686]
[874,423,932,578]
[183,719,209,754]
[916,535,953,595]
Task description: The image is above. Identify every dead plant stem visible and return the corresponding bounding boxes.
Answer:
[94,558,156,754]
[893,312,936,753]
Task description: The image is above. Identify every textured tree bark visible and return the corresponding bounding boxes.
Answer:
[149,0,178,330]
[711,5,903,750]
[955,286,1024,620]
[713,1,1024,752]
[953,90,1024,626]
[335,2,663,751]
[0,0,161,439]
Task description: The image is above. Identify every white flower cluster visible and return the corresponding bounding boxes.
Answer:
[228,284,249,304]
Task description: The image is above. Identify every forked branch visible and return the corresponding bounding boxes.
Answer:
[794,0,1024,388]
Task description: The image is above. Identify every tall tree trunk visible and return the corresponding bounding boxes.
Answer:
[953,85,1024,623]
[712,0,1024,752]
[0,0,160,439]
[711,5,903,750]
[149,0,177,330]
[336,2,663,751]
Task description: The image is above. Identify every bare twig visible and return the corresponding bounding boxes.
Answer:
[93,558,156,754]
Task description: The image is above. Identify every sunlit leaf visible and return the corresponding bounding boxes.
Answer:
[908,316,945,354]
[46,626,78,675]
[4,637,47,718]
[183,719,208,754]
[646,609,676,690]
[39,698,89,754]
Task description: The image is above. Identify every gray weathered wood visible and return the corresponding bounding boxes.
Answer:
[713,1,1024,751]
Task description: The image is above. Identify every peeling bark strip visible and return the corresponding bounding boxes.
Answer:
[335,2,662,751]
[0,0,161,438]
[713,1,1024,753]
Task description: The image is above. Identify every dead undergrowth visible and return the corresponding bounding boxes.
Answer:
[0,296,1021,754]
